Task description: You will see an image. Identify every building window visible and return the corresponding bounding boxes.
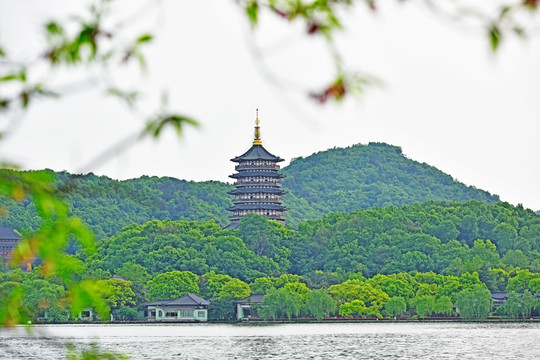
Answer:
[166,311,177,318]
[180,310,194,318]
[197,311,205,318]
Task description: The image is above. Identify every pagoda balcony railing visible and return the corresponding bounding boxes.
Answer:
[230,215,286,222]
[233,198,284,204]
[235,164,280,171]
[234,181,282,187]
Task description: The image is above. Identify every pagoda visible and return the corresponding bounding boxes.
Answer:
[225,111,287,229]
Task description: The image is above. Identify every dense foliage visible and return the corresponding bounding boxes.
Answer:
[81,200,540,290]
[92,219,288,282]
[0,143,505,235]
[0,169,233,238]
[291,201,540,285]
[2,261,539,322]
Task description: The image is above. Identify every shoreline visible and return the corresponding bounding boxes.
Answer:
[26,317,540,326]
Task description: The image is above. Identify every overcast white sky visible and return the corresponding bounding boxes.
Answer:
[1,1,539,211]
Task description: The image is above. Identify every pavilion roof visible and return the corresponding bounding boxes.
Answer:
[223,222,240,230]
[235,294,265,304]
[144,293,209,307]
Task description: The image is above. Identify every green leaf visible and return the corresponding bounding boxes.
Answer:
[513,26,525,38]
[18,84,59,110]
[67,217,96,256]
[106,88,139,107]
[0,71,26,83]
[128,49,147,71]
[136,33,153,44]
[246,1,259,26]
[0,98,9,110]
[45,21,64,36]
[499,6,512,19]
[143,113,199,139]
[32,84,58,97]
[69,280,110,321]
[489,25,502,52]
[0,285,29,326]
[0,47,5,57]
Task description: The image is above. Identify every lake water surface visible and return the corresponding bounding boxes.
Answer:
[1,322,539,359]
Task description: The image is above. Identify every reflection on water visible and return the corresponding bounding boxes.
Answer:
[1,322,539,359]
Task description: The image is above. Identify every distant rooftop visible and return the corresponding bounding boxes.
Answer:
[144,293,209,307]
[235,294,265,304]
[0,228,21,240]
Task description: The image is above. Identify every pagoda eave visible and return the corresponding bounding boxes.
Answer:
[226,204,287,211]
[228,188,286,195]
[231,145,284,163]
[229,172,284,179]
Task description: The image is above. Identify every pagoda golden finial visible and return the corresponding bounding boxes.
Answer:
[253,108,262,145]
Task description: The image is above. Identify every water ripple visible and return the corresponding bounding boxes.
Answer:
[0,322,539,360]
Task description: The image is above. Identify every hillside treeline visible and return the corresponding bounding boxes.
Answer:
[0,143,502,236]
[86,201,539,291]
[3,265,538,322]
[0,170,233,238]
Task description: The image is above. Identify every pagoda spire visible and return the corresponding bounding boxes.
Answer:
[253,108,262,145]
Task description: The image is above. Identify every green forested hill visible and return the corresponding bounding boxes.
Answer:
[282,143,499,226]
[0,143,501,236]
[0,170,233,239]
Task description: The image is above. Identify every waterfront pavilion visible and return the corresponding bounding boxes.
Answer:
[144,293,209,322]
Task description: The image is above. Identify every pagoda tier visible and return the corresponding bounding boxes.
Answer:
[224,111,288,230]
[227,188,286,195]
[229,171,284,179]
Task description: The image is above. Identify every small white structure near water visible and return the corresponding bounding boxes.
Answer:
[145,293,209,322]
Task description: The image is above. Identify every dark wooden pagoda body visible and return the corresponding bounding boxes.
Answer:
[0,227,21,262]
[225,119,287,229]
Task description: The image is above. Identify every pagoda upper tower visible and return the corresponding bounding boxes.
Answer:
[225,111,287,229]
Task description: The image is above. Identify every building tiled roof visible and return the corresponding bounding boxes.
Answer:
[491,292,509,300]
[223,222,239,230]
[144,293,209,307]
[231,145,284,163]
[228,188,286,195]
[229,171,284,179]
[0,228,21,240]
[235,294,265,304]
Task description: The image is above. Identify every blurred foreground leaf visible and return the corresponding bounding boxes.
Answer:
[142,113,199,138]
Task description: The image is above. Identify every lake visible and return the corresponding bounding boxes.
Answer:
[1,322,539,359]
